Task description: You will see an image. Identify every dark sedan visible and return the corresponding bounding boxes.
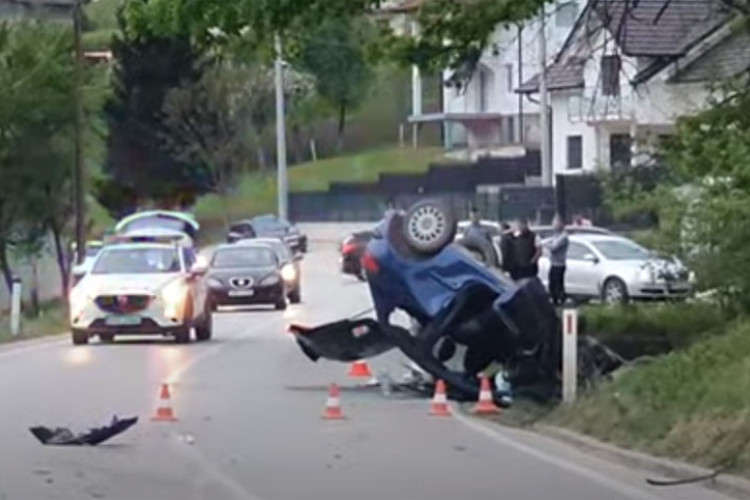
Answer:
[205,244,288,310]
[226,215,308,253]
[236,237,302,303]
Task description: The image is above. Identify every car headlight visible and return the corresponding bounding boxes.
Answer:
[261,274,280,286]
[637,266,655,283]
[207,277,223,288]
[161,280,187,317]
[69,284,93,317]
[281,264,296,282]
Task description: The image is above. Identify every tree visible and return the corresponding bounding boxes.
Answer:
[161,62,269,225]
[103,10,207,209]
[295,17,376,152]
[0,21,84,296]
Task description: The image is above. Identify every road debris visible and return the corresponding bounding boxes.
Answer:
[29,416,138,446]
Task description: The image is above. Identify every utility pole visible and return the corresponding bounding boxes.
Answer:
[274,34,289,221]
[539,5,552,187]
[73,0,86,264]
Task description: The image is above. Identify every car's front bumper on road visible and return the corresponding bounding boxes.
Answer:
[628,280,693,299]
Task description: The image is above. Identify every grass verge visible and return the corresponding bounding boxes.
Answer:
[0,299,67,344]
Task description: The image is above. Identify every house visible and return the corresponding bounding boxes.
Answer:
[407,0,583,155]
[517,0,750,175]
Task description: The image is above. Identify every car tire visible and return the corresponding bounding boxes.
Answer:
[459,234,498,267]
[173,326,191,344]
[99,333,115,343]
[194,314,212,342]
[402,199,457,256]
[289,288,301,304]
[72,329,89,345]
[602,277,629,305]
[275,297,288,310]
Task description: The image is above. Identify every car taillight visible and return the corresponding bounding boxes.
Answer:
[361,251,379,274]
[341,243,358,255]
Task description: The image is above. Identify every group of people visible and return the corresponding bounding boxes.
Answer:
[465,208,570,306]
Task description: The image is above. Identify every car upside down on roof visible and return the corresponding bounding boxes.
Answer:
[289,199,622,404]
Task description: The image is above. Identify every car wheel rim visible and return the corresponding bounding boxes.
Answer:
[408,205,446,244]
[605,283,623,303]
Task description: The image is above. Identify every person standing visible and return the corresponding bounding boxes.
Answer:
[508,218,542,280]
[545,215,569,305]
[463,207,492,243]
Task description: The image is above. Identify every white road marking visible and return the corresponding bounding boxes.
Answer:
[453,411,666,500]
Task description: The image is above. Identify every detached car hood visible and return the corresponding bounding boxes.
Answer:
[78,273,182,296]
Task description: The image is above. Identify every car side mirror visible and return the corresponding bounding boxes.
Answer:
[583,253,599,264]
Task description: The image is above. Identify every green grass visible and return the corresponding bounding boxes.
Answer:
[547,317,750,476]
[193,147,450,235]
[0,299,67,343]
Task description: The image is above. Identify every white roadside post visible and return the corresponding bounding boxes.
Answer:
[562,308,578,403]
[10,277,22,337]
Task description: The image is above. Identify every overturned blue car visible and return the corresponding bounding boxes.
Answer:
[289,199,618,403]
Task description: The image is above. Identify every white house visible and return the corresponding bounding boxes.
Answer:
[517,0,750,175]
[406,0,583,153]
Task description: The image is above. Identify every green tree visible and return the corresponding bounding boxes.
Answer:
[102,10,207,210]
[295,17,375,152]
[161,61,270,226]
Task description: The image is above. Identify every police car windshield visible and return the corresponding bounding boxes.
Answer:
[212,247,276,268]
[92,247,181,274]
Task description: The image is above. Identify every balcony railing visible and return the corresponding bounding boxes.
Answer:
[567,92,633,123]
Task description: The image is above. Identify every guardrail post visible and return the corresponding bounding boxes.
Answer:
[562,307,578,403]
[10,277,22,337]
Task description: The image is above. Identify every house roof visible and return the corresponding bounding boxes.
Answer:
[594,0,731,57]
[669,27,750,83]
[518,0,734,93]
[516,57,586,93]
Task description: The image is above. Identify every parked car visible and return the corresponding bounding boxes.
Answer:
[236,237,302,303]
[339,230,375,281]
[455,220,504,267]
[205,242,290,311]
[537,234,694,304]
[69,241,211,345]
[226,215,307,253]
[289,199,622,403]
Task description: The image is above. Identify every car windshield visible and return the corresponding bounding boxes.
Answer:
[212,247,276,268]
[92,247,181,274]
[592,239,651,260]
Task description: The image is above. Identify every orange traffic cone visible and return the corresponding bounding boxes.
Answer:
[152,383,178,422]
[472,375,501,415]
[429,380,451,417]
[322,383,345,420]
[348,360,372,379]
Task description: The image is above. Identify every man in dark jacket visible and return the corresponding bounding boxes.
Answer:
[508,217,542,280]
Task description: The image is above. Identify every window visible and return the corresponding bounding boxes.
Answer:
[478,70,488,112]
[610,134,632,170]
[556,1,579,27]
[601,55,621,96]
[567,242,590,260]
[505,64,513,92]
[567,135,583,169]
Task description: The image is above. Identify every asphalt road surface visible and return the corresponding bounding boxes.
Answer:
[0,244,737,500]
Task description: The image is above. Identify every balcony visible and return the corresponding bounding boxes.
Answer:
[567,92,633,123]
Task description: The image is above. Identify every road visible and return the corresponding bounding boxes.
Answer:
[0,244,736,500]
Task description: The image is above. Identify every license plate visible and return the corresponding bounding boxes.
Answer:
[105,315,141,326]
[228,290,255,297]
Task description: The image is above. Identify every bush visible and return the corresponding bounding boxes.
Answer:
[580,302,729,359]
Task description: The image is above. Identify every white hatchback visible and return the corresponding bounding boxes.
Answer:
[69,242,210,344]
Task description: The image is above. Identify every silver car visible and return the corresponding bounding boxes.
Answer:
[537,234,695,304]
